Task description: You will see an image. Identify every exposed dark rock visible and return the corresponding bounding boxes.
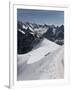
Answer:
[17,21,64,54]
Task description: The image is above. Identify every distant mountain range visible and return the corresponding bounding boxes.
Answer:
[17,21,64,54]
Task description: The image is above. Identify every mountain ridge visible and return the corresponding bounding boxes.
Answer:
[17,21,64,54]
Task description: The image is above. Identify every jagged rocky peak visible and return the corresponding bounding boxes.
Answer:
[17,21,64,54]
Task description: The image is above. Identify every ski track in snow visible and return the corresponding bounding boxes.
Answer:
[17,38,64,80]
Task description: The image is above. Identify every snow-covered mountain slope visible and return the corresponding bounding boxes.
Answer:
[18,38,60,65]
[27,38,60,64]
[39,46,64,79]
[32,38,60,50]
[17,38,63,80]
[17,46,64,80]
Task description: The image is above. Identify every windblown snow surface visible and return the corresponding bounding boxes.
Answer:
[17,38,64,80]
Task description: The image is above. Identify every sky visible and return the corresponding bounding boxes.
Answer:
[17,9,64,26]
